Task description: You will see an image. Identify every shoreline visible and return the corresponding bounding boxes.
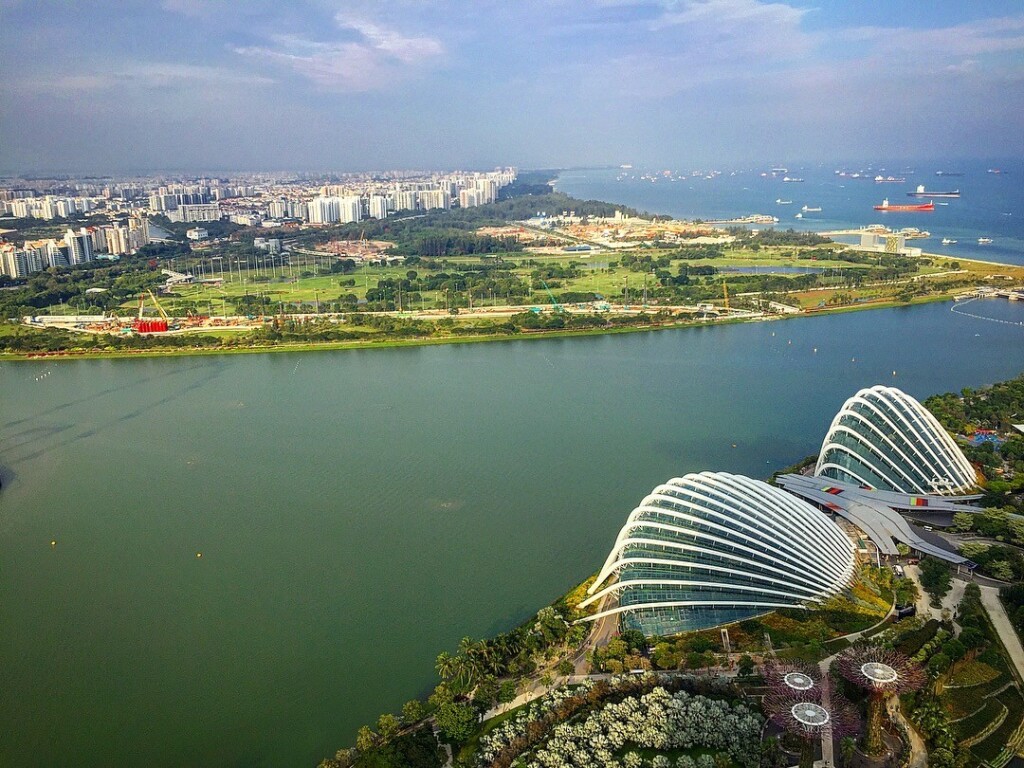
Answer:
[0,292,958,362]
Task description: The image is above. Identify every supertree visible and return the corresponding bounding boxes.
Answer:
[836,645,926,756]
[763,664,858,768]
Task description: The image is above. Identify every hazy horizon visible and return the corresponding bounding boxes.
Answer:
[2,1,1023,175]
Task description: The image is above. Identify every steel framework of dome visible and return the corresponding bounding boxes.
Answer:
[580,472,856,636]
[814,385,976,495]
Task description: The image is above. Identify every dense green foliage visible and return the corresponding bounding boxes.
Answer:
[918,557,953,605]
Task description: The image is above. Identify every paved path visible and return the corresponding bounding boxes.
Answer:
[979,585,1024,684]
[904,565,936,619]
[888,698,927,768]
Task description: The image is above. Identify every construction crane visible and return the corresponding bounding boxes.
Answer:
[539,279,563,313]
[148,290,170,321]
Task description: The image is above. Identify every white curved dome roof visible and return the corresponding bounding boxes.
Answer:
[581,472,855,636]
[815,385,976,495]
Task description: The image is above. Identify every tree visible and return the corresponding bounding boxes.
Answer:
[556,659,575,676]
[497,679,518,703]
[897,543,912,556]
[435,651,456,682]
[377,713,400,741]
[355,726,377,752]
[927,652,952,676]
[401,699,424,724]
[738,654,755,677]
[435,700,477,743]
[760,736,786,768]
[989,560,1014,581]
[950,512,974,532]
[839,736,856,767]
[919,558,952,605]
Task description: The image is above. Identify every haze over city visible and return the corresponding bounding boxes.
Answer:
[2,0,1024,174]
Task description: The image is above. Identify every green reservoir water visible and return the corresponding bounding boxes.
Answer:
[2,300,1024,767]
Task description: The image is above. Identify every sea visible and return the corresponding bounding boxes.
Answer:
[554,159,1024,268]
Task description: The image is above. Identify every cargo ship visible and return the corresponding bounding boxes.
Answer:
[874,198,934,212]
[907,184,959,198]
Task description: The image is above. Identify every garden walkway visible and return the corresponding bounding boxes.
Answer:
[979,584,1024,684]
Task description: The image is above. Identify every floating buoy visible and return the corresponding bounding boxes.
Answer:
[732,444,737,448]
[196,552,203,559]
[788,340,792,345]
[50,540,56,548]
[893,370,897,376]
[813,348,817,353]
[851,357,856,362]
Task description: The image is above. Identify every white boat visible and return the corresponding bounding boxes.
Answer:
[978,238,993,244]
[776,198,792,204]
[794,213,803,219]
[801,205,821,212]
[941,238,957,245]
[783,177,805,182]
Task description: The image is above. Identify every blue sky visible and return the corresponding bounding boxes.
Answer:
[1,0,1023,173]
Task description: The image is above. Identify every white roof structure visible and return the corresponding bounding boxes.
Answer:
[815,386,977,495]
[580,472,856,636]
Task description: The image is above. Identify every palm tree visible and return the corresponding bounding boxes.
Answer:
[450,653,480,693]
[435,651,456,682]
[839,735,856,767]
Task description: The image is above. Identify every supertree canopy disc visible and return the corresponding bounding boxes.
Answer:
[784,671,816,691]
[791,702,830,728]
[837,645,925,695]
[861,661,898,685]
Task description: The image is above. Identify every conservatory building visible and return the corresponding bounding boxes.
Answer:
[814,385,977,495]
[580,472,856,636]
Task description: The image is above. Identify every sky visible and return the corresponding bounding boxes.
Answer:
[1,0,1023,173]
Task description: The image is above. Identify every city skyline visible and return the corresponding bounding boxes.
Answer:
[2,0,1024,173]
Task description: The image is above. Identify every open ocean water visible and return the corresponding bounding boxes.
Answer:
[554,159,1024,267]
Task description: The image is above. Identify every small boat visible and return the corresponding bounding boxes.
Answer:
[801,205,821,212]
[783,176,804,182]
[794,213,803,219]
[978,237,993,244]
[875,175,905,183]
[775,198,792,204]
[941,238,957,245]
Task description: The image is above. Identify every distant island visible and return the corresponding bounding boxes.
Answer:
[2,170,1022,360]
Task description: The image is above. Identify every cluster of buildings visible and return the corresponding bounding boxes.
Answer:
[582,385,982,636]
[0,168,516,279]
[1,219,151,278]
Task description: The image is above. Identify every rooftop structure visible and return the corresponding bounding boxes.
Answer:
[580,472,855,636]
[815,385,977,495]
[776,474,972,565]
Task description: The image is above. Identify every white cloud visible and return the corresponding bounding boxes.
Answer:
[233,14,444,91]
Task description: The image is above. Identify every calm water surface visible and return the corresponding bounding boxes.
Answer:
[2,300,1024,767]
[555,159,1024,266]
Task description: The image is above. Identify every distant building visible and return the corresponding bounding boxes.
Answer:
[308,196,340,224]
[339,196,362,224]
[253,237,281,254]
[64,228,94,265]
[172,204,221,223]
[186,227,209,241]
[369,195,389,220]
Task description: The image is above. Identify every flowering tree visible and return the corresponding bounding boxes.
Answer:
[478,677,763,768]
